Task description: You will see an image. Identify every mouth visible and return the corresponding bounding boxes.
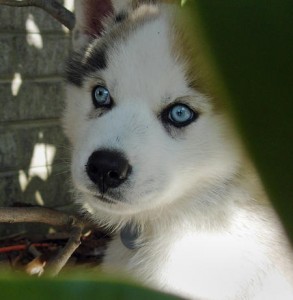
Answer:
[94,194,118,204]
[81,183,124,205]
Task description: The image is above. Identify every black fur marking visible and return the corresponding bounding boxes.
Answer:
[66,45,108,87]
[65,53,85,86]
[87,46,108,71]
[115,11,128,23]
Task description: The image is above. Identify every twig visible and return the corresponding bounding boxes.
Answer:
[0,0,75,30]
[47,225,83,276]
[28,244,43,257]
[0,207,80,227]
[0,231,27,241]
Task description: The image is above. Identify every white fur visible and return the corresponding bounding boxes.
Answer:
[64,1,293,299]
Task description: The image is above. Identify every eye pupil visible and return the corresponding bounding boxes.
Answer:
[166,103,197,127]
[170,105,192,122]
[92,85,112,108]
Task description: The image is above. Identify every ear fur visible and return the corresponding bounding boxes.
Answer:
[73,0,115,49]
[73,0,137,49]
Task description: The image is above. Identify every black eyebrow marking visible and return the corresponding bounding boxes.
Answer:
[65,45,108,87]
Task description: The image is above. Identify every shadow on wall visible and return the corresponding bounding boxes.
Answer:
[0,1,76,236]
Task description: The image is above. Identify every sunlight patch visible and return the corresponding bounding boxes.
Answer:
[18,170,29,192]
[26,14,43,49]
[30,143,56,168]
[35,190,45,206]
[18,144,57,192]
[11,72,22,96]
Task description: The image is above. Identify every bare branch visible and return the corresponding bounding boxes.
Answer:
[47,225,83,276]
[0,207,82,227]
[0,0,75,30]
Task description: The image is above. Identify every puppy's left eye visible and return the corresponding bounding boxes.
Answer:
[92,86,112,108]
[166,103,197,127]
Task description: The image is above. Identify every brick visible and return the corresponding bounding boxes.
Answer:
[0,35,16,77]
[15,34,71,77]
[0,35,70,79]
[0,81,65,121]
[0,6,22,31]
[0,5,68,32]
[20,6,66,33]
[0,166,73,207]
[0,171,23,206]
[0,166,74,236]
[0,130,18,172]
[0,123,73,208]
[0,124,70,172]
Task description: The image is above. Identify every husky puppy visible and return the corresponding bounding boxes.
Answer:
[63,1,293,299]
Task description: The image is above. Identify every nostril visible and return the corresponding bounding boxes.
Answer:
[107,170,120,180]
[85,149,132,192]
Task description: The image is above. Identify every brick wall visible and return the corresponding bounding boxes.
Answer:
[0,3,75,235]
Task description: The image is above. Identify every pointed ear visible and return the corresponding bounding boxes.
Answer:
[73,0,114,50]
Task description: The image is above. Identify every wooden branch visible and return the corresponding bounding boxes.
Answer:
[0,207,81,227]
[0,206,86,276]
[0,0,75,30]
[47,225,83,276]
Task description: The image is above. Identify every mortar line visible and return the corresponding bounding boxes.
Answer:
[0,118,61,129]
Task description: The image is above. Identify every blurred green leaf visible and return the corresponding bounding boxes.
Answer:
[181,0,188,6]
[184,0,293,241]
[0,276,179,300]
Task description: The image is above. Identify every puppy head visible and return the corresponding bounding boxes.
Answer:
[63,1,242,225]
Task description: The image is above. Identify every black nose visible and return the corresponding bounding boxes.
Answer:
[86,150,131,193]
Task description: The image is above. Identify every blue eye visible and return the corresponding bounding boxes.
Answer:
[92,86,112,108]
[167,103,196,127]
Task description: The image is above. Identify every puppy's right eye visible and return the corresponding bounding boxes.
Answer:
[92,86,112,108]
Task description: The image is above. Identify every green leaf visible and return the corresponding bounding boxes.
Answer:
[181,0,188,6]
[183,1,293,242]
[0,276,179,300]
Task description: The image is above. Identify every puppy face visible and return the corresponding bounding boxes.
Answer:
[63,2,241,221]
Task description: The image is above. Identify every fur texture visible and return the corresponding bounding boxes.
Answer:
[63,1,293,299]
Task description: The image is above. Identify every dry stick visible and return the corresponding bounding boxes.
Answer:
[47,225,83,277]
[0,207,85,276]
[0,207,79,227]
[0,0,75,30]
